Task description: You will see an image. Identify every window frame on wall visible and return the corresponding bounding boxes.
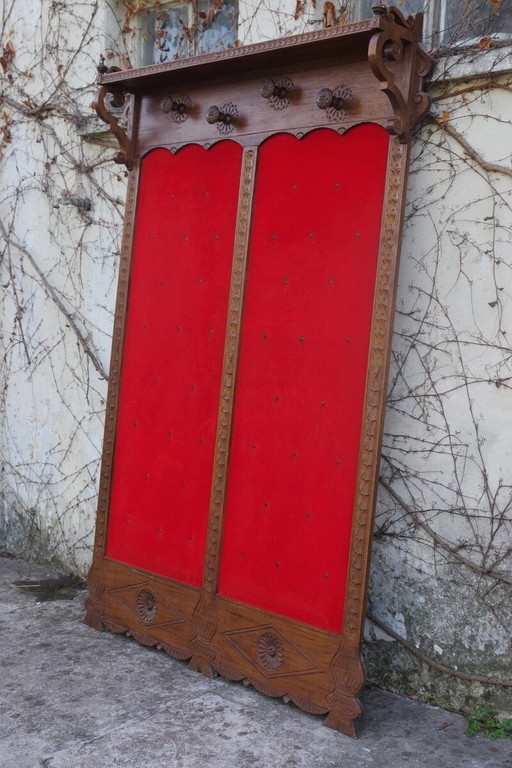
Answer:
[133,0,239,66]
[311,1,512,48]
[436,0,512,47]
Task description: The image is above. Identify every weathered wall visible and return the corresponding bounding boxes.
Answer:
[365,73,512,714]
[0,1,510,715]
[0,1,122,573]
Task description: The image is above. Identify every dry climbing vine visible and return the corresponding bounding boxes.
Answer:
[366,60,512,705]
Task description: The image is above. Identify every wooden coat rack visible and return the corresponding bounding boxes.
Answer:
[85,5,431,737]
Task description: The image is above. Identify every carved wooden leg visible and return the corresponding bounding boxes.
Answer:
[83,567,105,630]
[323,704,359,738]
[187,655,217,678]
[324,641,364,738]
[188,592,217,678]
[83,598,104,630]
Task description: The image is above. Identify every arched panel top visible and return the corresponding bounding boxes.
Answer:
[139,121,390,157]
[139,138,242,159]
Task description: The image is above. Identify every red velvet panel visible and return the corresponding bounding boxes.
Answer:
[218,126,390,633]
[106,142,243,586]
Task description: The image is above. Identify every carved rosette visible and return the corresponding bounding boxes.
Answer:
[218,102,238,135]
[136,589,158,623]
[256,633,284,671]
[324,83,354,122]
[160,94,191,123]
[266,77,294,111]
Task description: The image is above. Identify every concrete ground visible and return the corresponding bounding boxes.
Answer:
[1,556,511,768]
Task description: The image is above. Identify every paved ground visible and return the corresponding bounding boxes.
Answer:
[1,556,511,768]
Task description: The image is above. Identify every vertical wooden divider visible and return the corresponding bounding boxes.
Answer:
[188,146,258,676]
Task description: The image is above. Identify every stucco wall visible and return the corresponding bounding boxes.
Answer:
[365,76,512,714]
[0,1,510,715]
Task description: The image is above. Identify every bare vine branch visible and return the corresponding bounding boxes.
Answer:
[367,613,512,688]
[429,114,512,178]
[0,219,108,381]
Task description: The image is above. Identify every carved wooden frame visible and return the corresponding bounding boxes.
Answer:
[85,6,431,737]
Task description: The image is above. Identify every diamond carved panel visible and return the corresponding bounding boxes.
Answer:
[109,582,187,629]
[222,624,321,679]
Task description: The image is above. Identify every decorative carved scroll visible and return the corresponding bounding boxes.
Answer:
[94,85,133,168]
[369,7,431,142]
